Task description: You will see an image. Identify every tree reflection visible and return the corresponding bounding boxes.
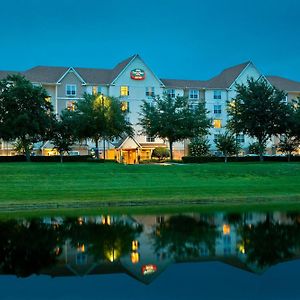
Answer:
[240,213,300,268]
[0,219,63,277]
[153,215,219,259]
[64,217,143,262]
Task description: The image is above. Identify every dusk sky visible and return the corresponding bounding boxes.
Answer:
[0,0,299,81]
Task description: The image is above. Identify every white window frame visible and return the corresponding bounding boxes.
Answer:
[166,89,175,98]
[146,87,155,97]
[120,86,129,97]
[189,89,199,99]
[213,104,222,114]
[66,84,77,96]
[146,136,155,143]
[213,90,222,100]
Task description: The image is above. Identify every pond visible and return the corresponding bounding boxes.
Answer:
[1,211,300,299]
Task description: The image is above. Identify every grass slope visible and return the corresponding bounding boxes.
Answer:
[0,162,299,211]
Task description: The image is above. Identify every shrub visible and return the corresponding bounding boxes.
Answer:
[188,137,211,157]
[152,147,170,160]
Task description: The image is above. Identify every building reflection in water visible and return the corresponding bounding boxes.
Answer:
[0,212,300,284]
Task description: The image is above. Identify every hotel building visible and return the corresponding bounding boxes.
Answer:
[0,54,300,163]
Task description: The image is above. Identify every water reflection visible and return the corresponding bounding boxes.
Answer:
[0,212,300,284]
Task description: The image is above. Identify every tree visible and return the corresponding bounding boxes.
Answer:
[51,110,78,163]
[0,74,54,161]
[188,136,211,157]
[139,95,211,160]
[277,98,300,161]
[74,94,133,159]
[248,141,265,155]
[227,78,290,161]
[215,132,240,162]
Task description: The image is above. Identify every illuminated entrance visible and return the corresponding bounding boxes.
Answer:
[113,137,141,164]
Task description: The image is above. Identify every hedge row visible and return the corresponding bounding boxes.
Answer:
[182,156,300,163]
[0,155,117,163]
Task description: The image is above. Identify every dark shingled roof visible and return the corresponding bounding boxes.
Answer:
[206,61,250,89]
[160,79,208,89]
[75,67,112,85]
[24,66,69,83]
[266,76,300,92]
[110,54,136,83]
[161,61,251,89]
[0,70,20,80]
[21,55,137,85]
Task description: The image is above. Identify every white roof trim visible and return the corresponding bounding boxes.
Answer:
[111,54,165,87]
[57,67,86,84]
[228,62,252,89]
[117,136,141,149]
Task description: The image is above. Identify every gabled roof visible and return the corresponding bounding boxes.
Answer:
[266,76,300,92]
[24,66,69,83]
[160,78,208,89]
[110,54,136,84]
[206,61,251,89]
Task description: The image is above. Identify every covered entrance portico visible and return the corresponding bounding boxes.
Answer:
[113,136,142,164]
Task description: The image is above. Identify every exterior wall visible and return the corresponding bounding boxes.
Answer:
[205,64,263,154]
[56,70,85,115]
[108,56,165,146]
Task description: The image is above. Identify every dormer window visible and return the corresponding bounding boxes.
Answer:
[66,84,77,96]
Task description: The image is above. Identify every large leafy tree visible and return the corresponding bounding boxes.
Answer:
[74,94,133,159]
[0,74,54,161]
[139,95,211,160]
[50,110,78,163]
[278,98,300,160]
[227,78,291,161]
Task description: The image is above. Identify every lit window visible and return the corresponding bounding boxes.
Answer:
[166,89,175,98]
[121,101,129,112]
[189,89,199,99]
[146,136,155,143]
[132,240,139,251]
[131,252,139,264]
[77,243,85,253]
[146,87,155,97]
[92,86,101,95]
[66,101,75,111]
[120,86,129,96]
[102,215,111,225]
[66,84,77,96]
[213,119,222,128]
[213,90,221,99]
[223,224,230,235]
[213,105,222,114]
[45,96,51,103]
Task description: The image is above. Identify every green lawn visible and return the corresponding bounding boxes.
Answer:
[0,162,300,212]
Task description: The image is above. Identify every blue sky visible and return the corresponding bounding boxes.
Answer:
[0,0,299,81]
